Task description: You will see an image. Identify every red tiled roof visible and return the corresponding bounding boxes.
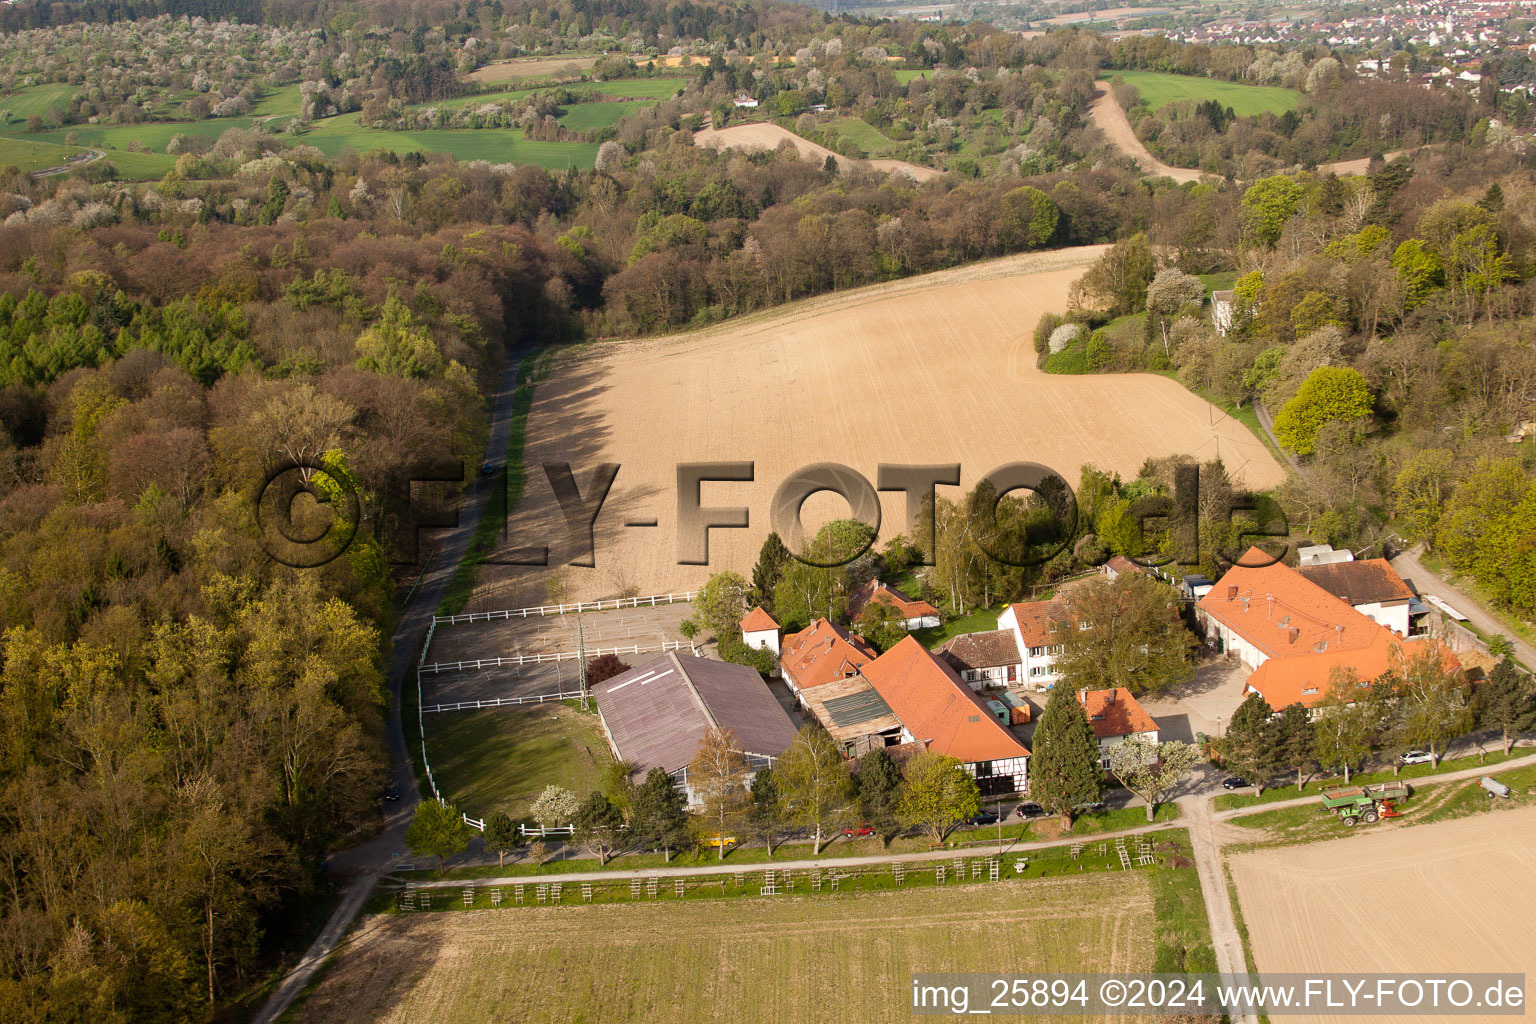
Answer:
[1198,546,1381,660]
[1003,596,1068,647]
[862,636,1030,764]
[779,618,876,691]
[1245,634,1461,710]
[1076,687,1159,740]
[739,606,779,633]
[847,580,940,621]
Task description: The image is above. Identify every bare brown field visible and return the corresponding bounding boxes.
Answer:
[294,877,1155,1024]
[1315,149,1412,176]
[466,55,598,83]
[1089,81,1204,183]
[489,246,1284,603]
[694,121,942,182]
[1043,6,1167,23]
[1230,805,1536,1024]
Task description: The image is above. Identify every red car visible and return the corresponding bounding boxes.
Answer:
[843,823,876,837]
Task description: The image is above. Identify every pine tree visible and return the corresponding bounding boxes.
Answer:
[1222,692,1282,794]
[752,532,791,610]
[630,768,689,862]
[1030,685,1103,826]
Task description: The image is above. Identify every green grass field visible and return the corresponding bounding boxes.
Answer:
[1113,70,1300,118]
[300,124,599,168]
[0,82,77,122]
[294,869,1168,1024]
[826,116,892,156]
[251,83,302,119]
[0,135,85,172]
[894,69,931,84]
[427,704,610,819]
[557,99,639,132]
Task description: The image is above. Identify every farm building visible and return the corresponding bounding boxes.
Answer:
[1076,688,1159,768]
[1198,547,1458,712]
[861,637,1030,795]
[799,671,905,757]
[1101,555,1148,581]
[588,652,798,806]
[1297,558,1423,637]
[778,618,877,707]
[934,629,1023,690]
[740,605,781,656]
[997,596,1070,689]
[847,579,941,630]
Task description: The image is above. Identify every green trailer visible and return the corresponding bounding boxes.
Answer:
[1319,782,1410,826]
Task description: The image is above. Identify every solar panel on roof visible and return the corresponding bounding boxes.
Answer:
[822,687,895,727]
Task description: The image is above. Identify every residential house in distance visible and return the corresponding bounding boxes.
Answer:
[934,629,1023,690]
[1297,542,1354,567]
[589,653,799,806]
[997,596,1069,689]
[1197,546,1458,712]
[778,618,877,708]
[862,637,1030,795]
[1076,688,1159,769]
[740,606,781,656]
[1101,555,1146,582]
[846,579,941,630]
[732,94,759,108]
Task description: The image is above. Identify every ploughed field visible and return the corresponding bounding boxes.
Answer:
[490,245,1285,603]
[1229,804,1536,1024]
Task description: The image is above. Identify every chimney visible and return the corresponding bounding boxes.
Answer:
[1106,689,1116,704]
[1077,688,1087,703]
[1266,594,1274,618]
[1227,584,1238,601]
[1288,626,1300,644]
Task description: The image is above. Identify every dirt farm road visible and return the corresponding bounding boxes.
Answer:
[1089,81,1205,184]
[1389,544,1536,673]
[248,348,530,1024]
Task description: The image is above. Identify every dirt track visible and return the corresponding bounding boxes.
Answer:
[488,246,1285,603]
[1088,81,1204,184]
[1230,805,1536,1023]
[1315,149,1412,176]
[694,121,942,182]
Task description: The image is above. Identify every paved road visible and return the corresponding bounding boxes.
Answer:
[249,347,527,1024]
[1389,543,1535,672]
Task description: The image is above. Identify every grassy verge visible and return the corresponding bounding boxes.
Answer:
[1228,762,1536,845]
[409,802,1179,881]
[374,830,1179,913]
[1147,831,1217,973]
[1213,745,1531,810]
[438,347,554,615]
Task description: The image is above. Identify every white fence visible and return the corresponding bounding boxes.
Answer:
[433,591,698,626]
[520,823,575,837]
[419,640,697,675]
[423,691,587,713]
[463,813,484,831]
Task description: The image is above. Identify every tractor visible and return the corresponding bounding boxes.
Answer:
[1319,782,1410,826]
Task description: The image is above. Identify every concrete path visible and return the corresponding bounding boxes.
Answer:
[1182,798,1256,1024]
[249,346,529,1024]
[1389,543,1536,672]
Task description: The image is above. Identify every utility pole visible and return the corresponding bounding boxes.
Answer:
[576,613,588,698]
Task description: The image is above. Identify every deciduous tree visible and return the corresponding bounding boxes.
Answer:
[775,725,854,854]
[1107,737,1199,821]
[896,750,981,844]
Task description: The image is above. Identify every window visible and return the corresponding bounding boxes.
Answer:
[974,761,993,777]
[1029,646,1045,657]
[1302,687,1318,695]
[1030,666,1045,677]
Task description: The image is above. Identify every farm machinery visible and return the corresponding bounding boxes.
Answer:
[1319,782,1410,826]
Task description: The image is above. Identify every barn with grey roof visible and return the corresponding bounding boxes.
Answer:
[589,652,799,804]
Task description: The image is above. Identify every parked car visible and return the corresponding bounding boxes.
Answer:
[1221,777,1249,790]
[480,462,496,476]
[700,834,737,849]
[842,823,876,838]
[1073,800,1107,814]
[1398,750,1435,765]
[1013,802,1046,819]
[964,810,1000,826]
[383,784,400,802]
